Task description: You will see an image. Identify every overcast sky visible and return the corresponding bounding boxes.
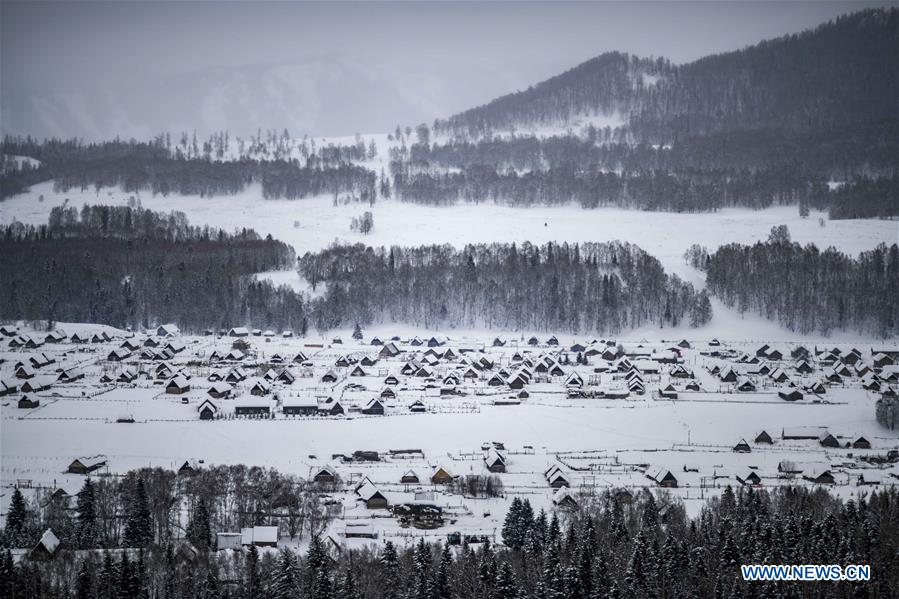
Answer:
[1,1,889,140]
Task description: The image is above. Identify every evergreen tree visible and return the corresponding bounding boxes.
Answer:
[314,567,332,599]
[433,543,453,599]
[411,538,432,599]
[118,550,138,599]
[495,561,517,599]
[380,540,400,599]
[272,548,299,599]
[99,551,117,599]
[352,322,363,341]
[245,544,261,599]
[502,497,523,549]
[123,477,153,548]
[186,497,212,551]
[336,568,360,599]
[75,558,93,599]
[4,487,29,547]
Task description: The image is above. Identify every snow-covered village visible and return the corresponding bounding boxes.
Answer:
[1,2,898,598]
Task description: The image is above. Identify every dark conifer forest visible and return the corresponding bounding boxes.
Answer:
[0,205,305,333]
[2,465,897,599]
[704,229,899,337]
[299,242,710,334]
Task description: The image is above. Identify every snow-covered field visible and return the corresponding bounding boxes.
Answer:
[2,324,897,548]
[3,182,895,289]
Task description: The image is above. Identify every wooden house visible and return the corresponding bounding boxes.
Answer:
[166,375,191,395]
[735,470,762,486]
[362,399,385,415]
[356,481,389,509]
[484,448,506,473]
[207,382,233,399]
[198,399,218,420]
[778,388,804,402]
[67,455,107,475]
[28,529,61,561]
[312,466,338,484]
[431,467,453,484]
[282,397,318,416]
[18,395,40,409]
[235,397,271,417]
[754,430,774,444]
[732,439,752,453]
[646,467,678,488]
[400,470,420,484]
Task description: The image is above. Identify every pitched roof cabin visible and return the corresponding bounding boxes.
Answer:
[484,448,506,473]
[312,466,337,484]
[736,470,762,486]
[754,430,774,444]
[18,395,40,409]
[851,435,871,450]
[778,388,804,402]
[356,481,389,509]
[400,470,420,484]
[198,399,218,420]
[431,467,453,484]
[732,439,752,453]
[166,376,191,395]
[28,529,61,561]
[552,487,579,509]
[818,432,840,448]
[67,455,107,475]
[646,467,678,488]
[362,399,385,415]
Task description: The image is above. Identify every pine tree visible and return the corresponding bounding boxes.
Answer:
[272,548,299,599]
[641,492,659,532]
[336,568,360,599]
[136,548,148,599]
[118,550,138,599]
[99,551,117,599]
[433,543,453,599]
[0,550,17,598]
[352,322,363,340]
[123,477,153,548]
[75,558,93,599]
[412,538,432,599]
[186,497,212,551]
[4,487,29,547]
[380,540,400,599]
[314,567,332,599]
[245,544,261,598]
[542,543,565,599]
[495,561,517,599]
[502,497,523,549]
[477,541,497,598]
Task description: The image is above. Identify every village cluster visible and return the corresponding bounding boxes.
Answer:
[2,322,898,554]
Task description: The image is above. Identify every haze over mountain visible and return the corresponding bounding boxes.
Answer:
[1,0,890,141]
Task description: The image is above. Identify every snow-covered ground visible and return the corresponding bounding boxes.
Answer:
[1,324,897,546]
[3,182,894,288]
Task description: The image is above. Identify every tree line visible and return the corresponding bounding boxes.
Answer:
[704,226,899,337]
[3,472,897,599]
[298,242,711,334]
[0,135,377,201]
[435,9,897,178]
[0,205,306,333]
